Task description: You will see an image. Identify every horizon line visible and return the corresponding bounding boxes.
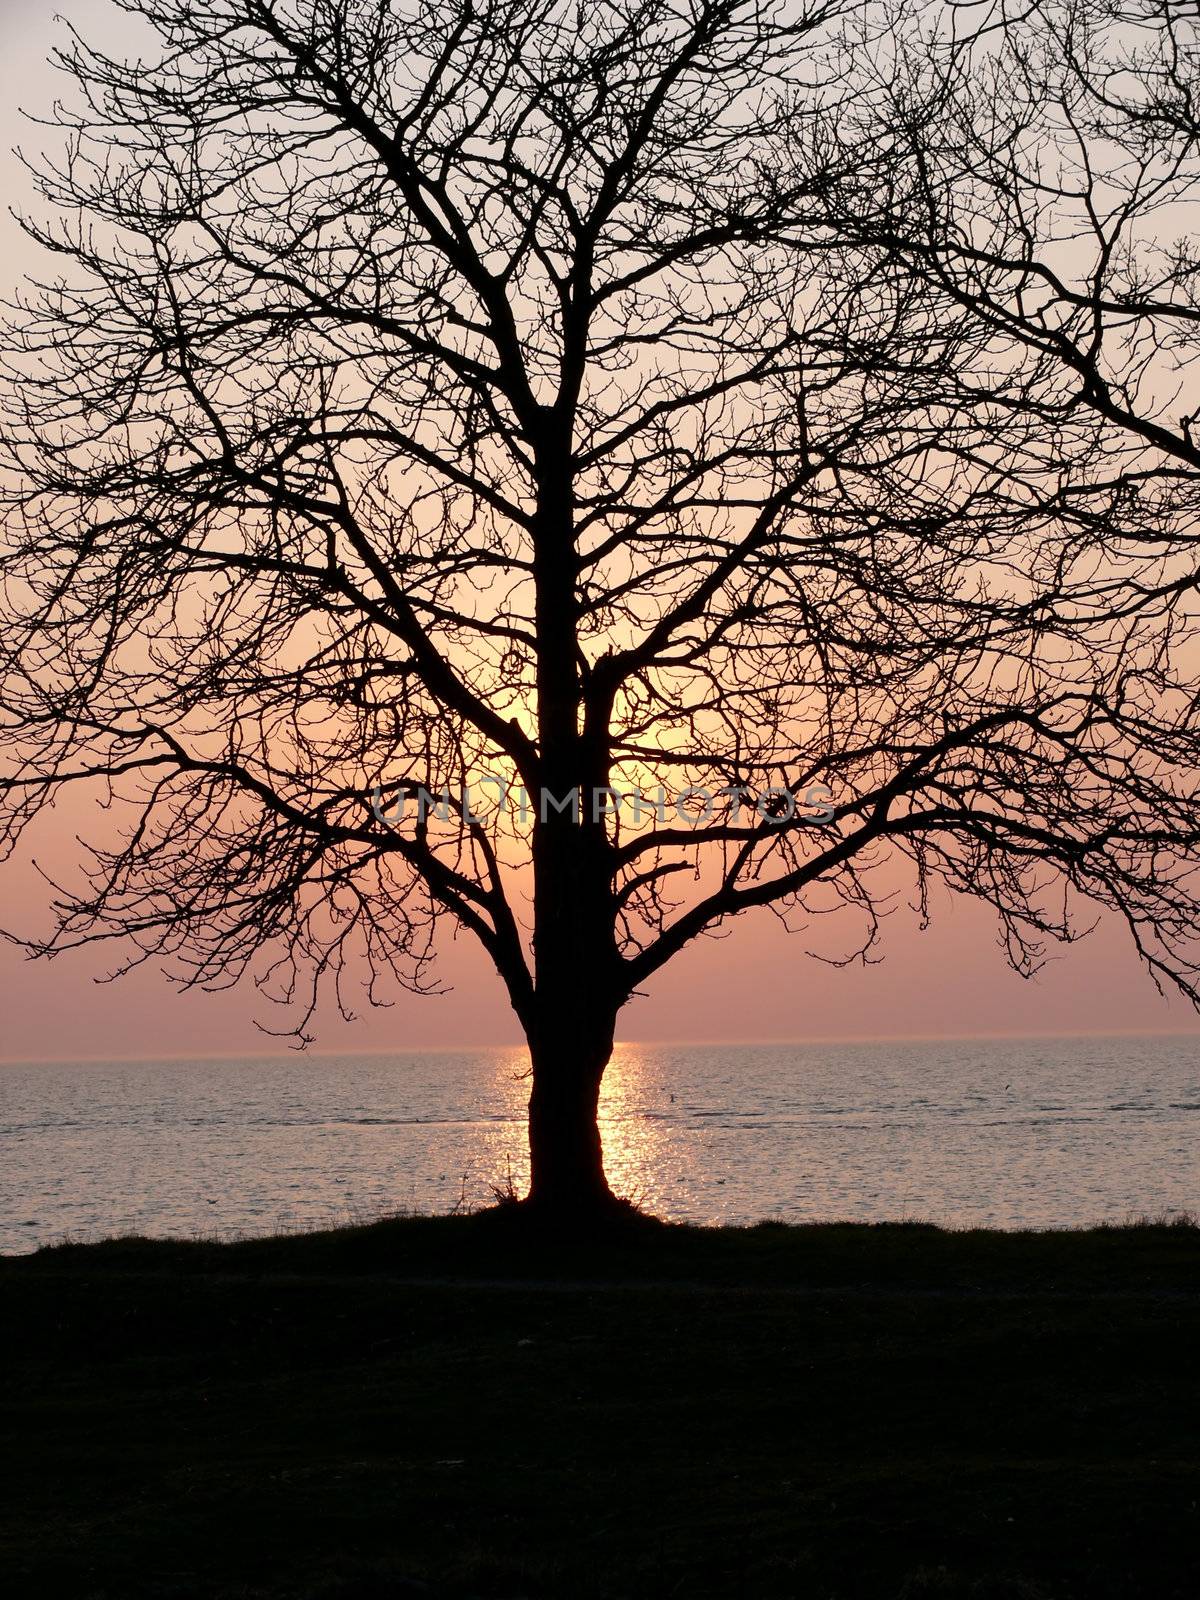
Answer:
[3,1023,1200,1068]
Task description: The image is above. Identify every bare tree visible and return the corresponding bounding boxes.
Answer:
[853,2,1200,418]
[4,0,1200,1217]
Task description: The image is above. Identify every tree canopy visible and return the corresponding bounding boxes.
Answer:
[4,0,1200,1207]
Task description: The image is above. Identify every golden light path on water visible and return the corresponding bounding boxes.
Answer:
[597,1043,681,1212]
[482,1041,696,1216]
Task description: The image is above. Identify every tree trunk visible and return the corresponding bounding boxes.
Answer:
[525,425,623,1218]
[525,1021,616,1215]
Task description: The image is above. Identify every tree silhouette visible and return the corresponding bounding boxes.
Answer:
[5,0,1200,1215]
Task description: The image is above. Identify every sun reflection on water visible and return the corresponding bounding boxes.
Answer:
[598,1042,677,1213]
[480,1041,674,1211]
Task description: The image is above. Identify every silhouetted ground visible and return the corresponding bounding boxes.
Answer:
[2,1211,1198,1598]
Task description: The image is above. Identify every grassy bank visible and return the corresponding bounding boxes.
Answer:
[2,1211,1198,1598]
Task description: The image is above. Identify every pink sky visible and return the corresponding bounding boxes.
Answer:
[2,785,1196,1060]
[3,879,1197,1062]
[2,2,1198,1061]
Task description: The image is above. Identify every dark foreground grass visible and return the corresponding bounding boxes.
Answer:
[2,1211,1198,1599]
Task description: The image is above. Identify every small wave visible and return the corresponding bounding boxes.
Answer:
[976,1115,1098,1127]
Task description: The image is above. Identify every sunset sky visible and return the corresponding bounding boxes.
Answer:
[2,0,1199,1063]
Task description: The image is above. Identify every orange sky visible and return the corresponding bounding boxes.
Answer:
[3,831,1198,1061]
[1,0,1198,1061]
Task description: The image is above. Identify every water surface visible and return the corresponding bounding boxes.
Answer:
[2,1035,1198,1253]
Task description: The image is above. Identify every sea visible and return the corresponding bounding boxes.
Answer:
[2,1034,1198,1254]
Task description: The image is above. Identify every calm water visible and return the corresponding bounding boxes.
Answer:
[2,1035,1199,1254]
